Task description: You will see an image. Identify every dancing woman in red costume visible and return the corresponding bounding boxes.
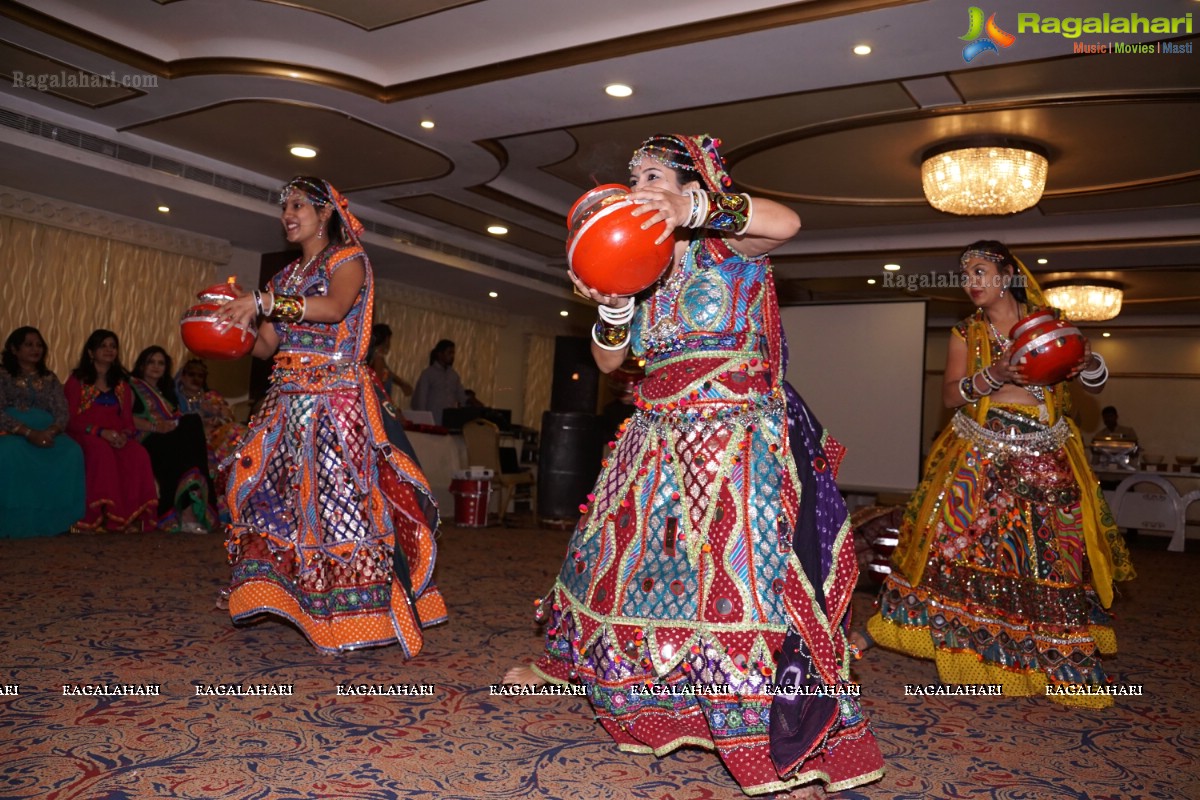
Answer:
[507,135,883,797]
[213,177,444,655]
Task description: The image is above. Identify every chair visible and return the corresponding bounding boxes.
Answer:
[460,418,536,526]
[1106,473,1189,552]
[223,393,252,424]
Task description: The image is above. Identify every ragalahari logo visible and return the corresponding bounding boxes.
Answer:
[960,7,1016,62]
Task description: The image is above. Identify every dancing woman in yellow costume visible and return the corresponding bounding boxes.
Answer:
[864,241,1134,707]
[213,176,444,655]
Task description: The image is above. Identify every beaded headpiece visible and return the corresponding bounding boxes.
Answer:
[958,243,1047,307]
[959,248,1005,266]
[629,135,693,173]
[279,176,365,245]
[629,134,735,194]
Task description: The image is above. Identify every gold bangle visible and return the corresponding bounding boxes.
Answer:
[270,293,305,323]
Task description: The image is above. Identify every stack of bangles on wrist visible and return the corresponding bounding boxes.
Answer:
[1078,353,1108,388]
[253,289,306,323]
[958,367,1004,403]
[592,301,635,351]
[683,190,754,234]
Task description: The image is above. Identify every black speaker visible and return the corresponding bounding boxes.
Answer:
[538,411,603,522]
[550,335,600,413]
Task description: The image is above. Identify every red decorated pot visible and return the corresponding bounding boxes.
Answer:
[1008,311,1086,385]
[566,184,673,296]
[1008,309,1057,342]
[179,279,257,360]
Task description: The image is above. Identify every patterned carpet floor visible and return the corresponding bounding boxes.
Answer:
[1,523,1195,800]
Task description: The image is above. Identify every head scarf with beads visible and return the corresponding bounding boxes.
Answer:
[279,176,365,246]
[629,133,735,195]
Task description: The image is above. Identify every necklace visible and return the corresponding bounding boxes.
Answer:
[646,246,692,342]
[283,248,324,292]
[14,371,46,391]
[984,315,1010,348]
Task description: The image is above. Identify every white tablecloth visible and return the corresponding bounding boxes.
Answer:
[407,431,469,516]
[1098,470,1200,551]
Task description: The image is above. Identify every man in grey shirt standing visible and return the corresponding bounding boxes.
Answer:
[412,339,467,426]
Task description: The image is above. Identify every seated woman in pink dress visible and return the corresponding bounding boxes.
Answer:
[65,329,158,532]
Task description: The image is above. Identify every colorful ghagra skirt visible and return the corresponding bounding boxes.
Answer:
[224,357,444,655]
[533,356,882,795]
[867,403,1124,708]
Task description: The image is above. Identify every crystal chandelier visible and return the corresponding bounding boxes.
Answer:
[1043,280,1124,322]
[921,139,1048,215]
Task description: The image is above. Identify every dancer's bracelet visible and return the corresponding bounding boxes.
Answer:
[1079,354,1108,387]
[959,376,978,404]
[703,192,752,234]
[270,293,305,323]
[683,189,710,228]
[1079,353,1107,380]
[592,321,630,351]
[597,300,635,325]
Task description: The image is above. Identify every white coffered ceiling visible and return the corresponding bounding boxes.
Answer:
[1,0,1197,328]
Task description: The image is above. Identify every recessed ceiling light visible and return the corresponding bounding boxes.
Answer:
[884,263,901,271]
[487,225,508,236]
[488,291,498,298]
[853,44,872,55]
[1102,332,1112,338]
[559,310,569,317]
[605,83,633,98]
[157,205,170,213]
[1037,258,1049,264]
[289,145,317,158]
[867,278,877,285]
[420,120,435,130]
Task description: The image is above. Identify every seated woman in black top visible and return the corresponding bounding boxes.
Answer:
[130,346,216,533]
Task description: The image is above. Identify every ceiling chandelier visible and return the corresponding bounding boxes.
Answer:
[1043,280,1124,322]
[921,138,1048,216]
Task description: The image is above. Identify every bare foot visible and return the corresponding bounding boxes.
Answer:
[213,589,230,611]
[848,629,873,659]
[781,783,825,799]
[502,664,546,687]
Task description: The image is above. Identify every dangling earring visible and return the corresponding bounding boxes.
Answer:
[317,229,324,238]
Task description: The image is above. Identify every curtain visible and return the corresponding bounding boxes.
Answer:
[373,294,501,409]
[0,216,216,378]
[523,333,554,430]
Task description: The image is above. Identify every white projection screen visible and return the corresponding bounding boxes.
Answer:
[779,301,927,494]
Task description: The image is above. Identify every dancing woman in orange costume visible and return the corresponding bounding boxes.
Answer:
[213,177,444,655]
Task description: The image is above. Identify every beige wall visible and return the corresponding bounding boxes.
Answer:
[0,215,218,380]
[922,327,1200,465]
